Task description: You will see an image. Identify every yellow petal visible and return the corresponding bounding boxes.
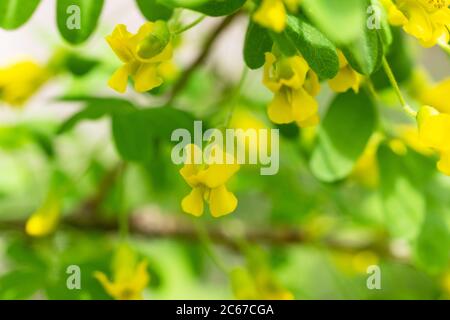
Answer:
[133,63,163,92]
[197,163,240,189]
[420,78,450,114]
[181,187,205,217]
[208,185,238,218]
[296,114,319,128]
[437,152,450,176]
[291,87,319,123]
[263,52,282,92]
[108,65,131,93]
[128,261,150,293]
[25,194,60,237]
[418,107,450,150]
[267,90,296,124]
[253,0,287,32]
[106,24,135,62]
[328,66,360,93]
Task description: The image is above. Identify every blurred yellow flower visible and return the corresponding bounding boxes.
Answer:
[263,51,320,128]
[25,193,60,237]
[106,21,173,93]
[94,244,149,300]
[328,51,362,93]
[419,77,450,114]
[351,134,383,188]
[231,267,294,300]
[230,109,270,160]
[332,251,380,275]
[417,105,450,175]
[382,0,450,47]
[0,61,50,107]
[253,0,301,32]
[180,144,240,218]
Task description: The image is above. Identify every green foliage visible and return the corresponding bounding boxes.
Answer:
[56,0,104,45]
[159,0,246,16]
[136,0,174,21]
[310,91,377,182]
[0,0,41,30]
[244,21,273,70]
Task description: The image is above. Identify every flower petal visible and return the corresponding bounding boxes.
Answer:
[181,187,205,217]
[208,185,238,218]
[133,63,163,92]
[253,0,287,33]
[197,163,240,189]
[267,90,295,124]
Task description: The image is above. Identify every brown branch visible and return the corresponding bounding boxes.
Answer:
[167,12,242,105]
[0,208,408,262]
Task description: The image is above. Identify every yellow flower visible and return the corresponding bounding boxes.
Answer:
[94,244,149,300]
[328,51,362,93]
[263,52,320,128]
[253,0,301,32]
[180,144,240,218]
[0,61,50,107]
[351,133,383,188]
[418,77,450,114]
[231,267,294,300]
[417,105,450,175]
[106,21,173,93]
[382,0,450,47]
[25,193,61,237]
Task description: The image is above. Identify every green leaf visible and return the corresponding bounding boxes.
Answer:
[284,15,339,79]
[56,0,104,45]
[377,145,426,239]
[0,0,41,30]
[310,91,377,182]
[371,0,392,52]
[112,107,195,162]
[64,53,100,77]
[413,212,450,274]
[136,0,173,21]
[244,21,273,70]
[159,0,245,16]
[301,0,365,45]
[57,98,136,134]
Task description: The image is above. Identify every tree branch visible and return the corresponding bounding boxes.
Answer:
[167,12,241,104]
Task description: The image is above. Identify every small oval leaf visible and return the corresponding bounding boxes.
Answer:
[0,0,41,30]
[310,91,377,182]
[56,0,104,45]
[244,21,273,70]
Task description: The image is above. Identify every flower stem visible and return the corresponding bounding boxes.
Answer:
[382,57,417,118]
[225,67,249,127]
[118,163,129,240]
[194,220,230,275]
[174,15,206,35]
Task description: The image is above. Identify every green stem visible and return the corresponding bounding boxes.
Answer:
[224,67,249,128]
[194,220,230,275]
[174,15,206,35]
[382,57,417,118]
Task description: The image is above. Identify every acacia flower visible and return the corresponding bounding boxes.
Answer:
[94,244,149,300]
[381,0,450,47]
[328,51,362,93]
[0,61,50,107]
[418,77,450,114]
[180,144,240,218]
[263,51,320,128]
[106,21,173,93]
[25,193,60,237]
[253,0,301,32]
[417,105,450,175]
